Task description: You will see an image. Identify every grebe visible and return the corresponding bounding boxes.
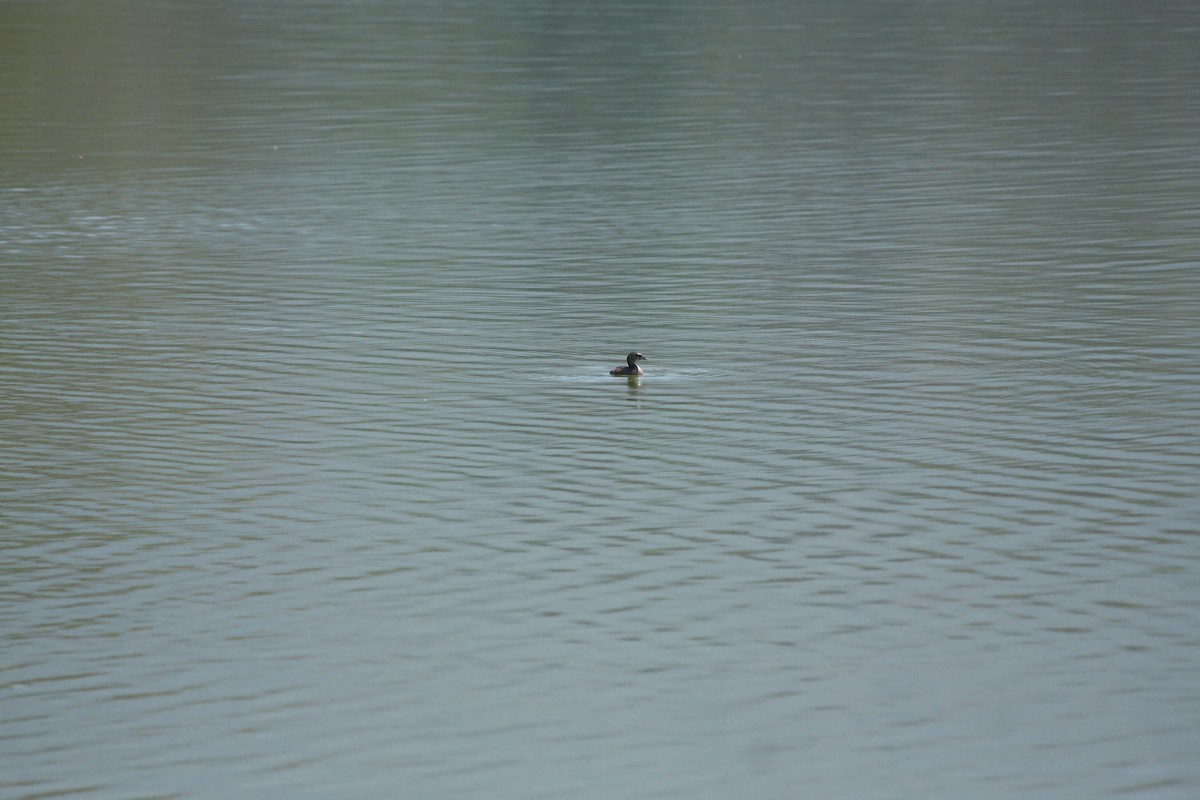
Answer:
[610,351,646,376]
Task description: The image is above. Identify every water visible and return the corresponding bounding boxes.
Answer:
[3,1,1199,798]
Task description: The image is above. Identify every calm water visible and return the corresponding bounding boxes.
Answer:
[3,1,1199,798]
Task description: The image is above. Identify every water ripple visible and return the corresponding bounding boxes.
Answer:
[4,1,1199,798]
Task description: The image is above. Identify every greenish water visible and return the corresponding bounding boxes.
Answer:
[3,2,1199,798]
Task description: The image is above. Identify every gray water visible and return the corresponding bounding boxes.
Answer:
[3,2,1199,798]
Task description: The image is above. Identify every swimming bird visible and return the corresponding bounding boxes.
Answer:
[610,351,646,376]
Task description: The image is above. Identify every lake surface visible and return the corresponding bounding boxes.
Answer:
[2,1,1199,798]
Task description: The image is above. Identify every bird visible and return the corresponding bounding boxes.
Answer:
[609,351,646,376]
